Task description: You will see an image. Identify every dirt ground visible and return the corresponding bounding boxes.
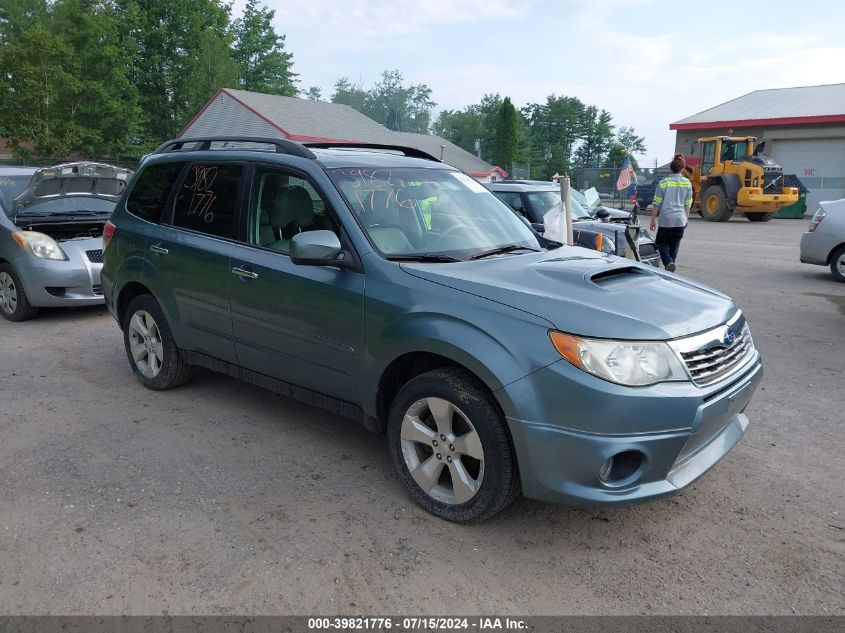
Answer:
[0,217,843,615]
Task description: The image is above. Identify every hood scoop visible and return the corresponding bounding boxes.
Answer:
[589,266,658,290]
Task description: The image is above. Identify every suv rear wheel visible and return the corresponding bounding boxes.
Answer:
[387,367,519,522]
[122,294,192,390]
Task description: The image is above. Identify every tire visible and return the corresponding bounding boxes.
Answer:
[0,263,38,322]
[122,294,192,390]
[830,245,845,283]
[700,185,735,222]
[746,212,774,222]
[387,367,520,523]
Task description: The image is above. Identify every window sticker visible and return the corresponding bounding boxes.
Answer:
[449,172,487,193]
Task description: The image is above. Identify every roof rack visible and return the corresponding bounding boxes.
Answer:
[302,142,441,163]
[153,136,316,159]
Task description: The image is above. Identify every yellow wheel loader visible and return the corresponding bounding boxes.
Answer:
[684,136,799,222]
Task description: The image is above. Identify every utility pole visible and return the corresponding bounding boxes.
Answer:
[559,175,574,246]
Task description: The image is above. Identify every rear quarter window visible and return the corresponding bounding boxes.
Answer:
[126,161,185,223]
[172,163,243,239]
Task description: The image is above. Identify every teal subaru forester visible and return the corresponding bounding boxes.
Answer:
[102,137,762,522]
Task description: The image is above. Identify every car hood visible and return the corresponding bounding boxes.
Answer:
[400,248,735,340]
[12,162,132,214]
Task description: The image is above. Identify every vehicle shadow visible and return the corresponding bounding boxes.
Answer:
[173,366,707,540]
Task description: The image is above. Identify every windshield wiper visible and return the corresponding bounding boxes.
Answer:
[470,244,541,260]
[15,210,101,218]
[386,254,463,263]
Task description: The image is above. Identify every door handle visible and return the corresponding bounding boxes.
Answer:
[232,266,258,280]
[150,244,169,255]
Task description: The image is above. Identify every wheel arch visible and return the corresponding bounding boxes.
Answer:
[116,280,155,329]
[375,351,502,433]
[703,174,742,201]
[826,241,845,265]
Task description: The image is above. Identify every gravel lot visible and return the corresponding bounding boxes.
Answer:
[1,217,843,616]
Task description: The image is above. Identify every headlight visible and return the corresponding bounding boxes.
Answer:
[12,231,67,260]
[550,331,688,386]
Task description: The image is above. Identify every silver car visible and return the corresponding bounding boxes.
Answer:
[800,199,845,282]
[0,162,132,321]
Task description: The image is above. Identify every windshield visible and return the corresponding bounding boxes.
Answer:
[329,167,542,260]
[527,190,592,220]
[0,175,34,216]
[16,196,116,215]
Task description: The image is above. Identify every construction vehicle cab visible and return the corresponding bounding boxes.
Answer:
[686,136,799,222]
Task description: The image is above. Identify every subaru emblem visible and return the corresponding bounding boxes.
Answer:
[724,329,736,346]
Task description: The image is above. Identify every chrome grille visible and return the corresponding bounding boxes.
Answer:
[762,171,783,194]
[86,249,104,263]
[669,313,755,387]
[638,243,657,258]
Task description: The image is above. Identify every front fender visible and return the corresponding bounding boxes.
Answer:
[356,254,562,422]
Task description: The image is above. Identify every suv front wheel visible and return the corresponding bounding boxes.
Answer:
[387,367,520,522]
[122,294,193,390]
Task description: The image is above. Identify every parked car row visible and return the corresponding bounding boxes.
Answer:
[485,181,660,266]
[8,143,843,522]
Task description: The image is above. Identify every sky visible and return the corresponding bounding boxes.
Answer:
[238,0,845,165]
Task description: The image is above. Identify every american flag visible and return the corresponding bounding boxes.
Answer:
[616,157,635,191]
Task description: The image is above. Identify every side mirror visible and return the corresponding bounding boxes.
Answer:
[531,222,546,234]
[290,230,345,266]
[596,208,610,220]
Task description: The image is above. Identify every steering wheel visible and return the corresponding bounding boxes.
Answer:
[438,223,474,242]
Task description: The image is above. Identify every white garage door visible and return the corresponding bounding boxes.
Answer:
[771,138,845,213]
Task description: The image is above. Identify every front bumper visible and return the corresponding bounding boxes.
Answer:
[736,187,799,212]
[498,353,763,507]
[12,237,104,307]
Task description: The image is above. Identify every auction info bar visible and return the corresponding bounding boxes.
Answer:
[0,617,842,633]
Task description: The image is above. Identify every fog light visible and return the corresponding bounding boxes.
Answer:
[599,450,644,484]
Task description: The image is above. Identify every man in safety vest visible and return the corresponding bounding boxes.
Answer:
[649,154,693,272]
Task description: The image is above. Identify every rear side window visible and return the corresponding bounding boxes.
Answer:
[126,162,185,223]
[172,163,243,239]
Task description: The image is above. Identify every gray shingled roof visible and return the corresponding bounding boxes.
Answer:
[216,89,498,175]
[395,132,501,175]
[673,83,845,125]
[225,89,398,143]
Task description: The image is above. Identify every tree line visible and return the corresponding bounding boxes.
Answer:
[0,0,296,158]
[0,0,646,177]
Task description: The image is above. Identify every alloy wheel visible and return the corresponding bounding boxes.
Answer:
[127,309,164,379]
[0,272,17,315]
[400,397,485,505]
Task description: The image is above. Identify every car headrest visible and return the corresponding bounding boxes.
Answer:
[270,185,314,228]
[367,189,401,226]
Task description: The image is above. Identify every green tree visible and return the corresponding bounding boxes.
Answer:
[303,85,323,101]
[574,106,614,167]
[331,77,368,112]
[491,97,519,170]
[231,0,297,96]
[0,0,141,158]
[331,70,435,134]
[116,0,237,146]
[523,95,585,179]
[615,126,647,156]
[433,94,504,162]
